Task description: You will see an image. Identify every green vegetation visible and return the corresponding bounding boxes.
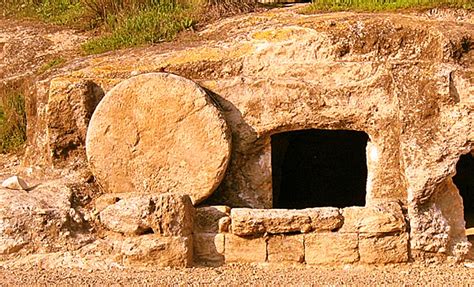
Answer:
[307,0,473,12]
[0,82,27,153]
[38,57,66,74]
[1,0,259,54]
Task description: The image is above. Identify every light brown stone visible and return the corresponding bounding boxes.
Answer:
[230,208,342,236]
[47,78,104,167]
[117,234,193,267]
[193,233,225,265]
[305,233,359,265]
[99,196,152,235]
[194,206,230,234]
[225,234,266,263]
[99,193,194,236]
[148,193,194,237]
[1,176,28,190]
[340,201,406,234]
[267,235,304,263]
[86,73,231,205]
[359,233,409,264]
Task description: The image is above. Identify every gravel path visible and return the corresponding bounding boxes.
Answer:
[0,263,473,286]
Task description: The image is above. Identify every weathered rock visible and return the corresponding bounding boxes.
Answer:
[0,180,79,255]
[1,176,28,190]
[46,78,104,167]
[340,201,406,234]
[113,234,193,267]
[305,233,359,265]
[194,206,231,234]
[225,234,266,263]
[267,234,304,263]
[99,193,194,237]
[193,233,225,265]
[231,208,342,236]
[148,193,194,237]
[359,233,409,264]
[86,73,231,205]
[99,196,152,235]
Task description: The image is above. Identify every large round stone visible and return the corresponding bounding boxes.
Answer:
[86,73,231,205]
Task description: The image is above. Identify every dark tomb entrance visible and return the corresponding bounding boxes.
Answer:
[453,151,474,258]
[272,129,369,209]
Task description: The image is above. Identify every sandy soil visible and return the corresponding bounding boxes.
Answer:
[0,263,473,286]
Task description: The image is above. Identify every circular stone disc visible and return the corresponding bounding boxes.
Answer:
[86,73,231,205]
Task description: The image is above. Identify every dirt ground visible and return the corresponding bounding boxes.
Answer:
[0,263,473,285]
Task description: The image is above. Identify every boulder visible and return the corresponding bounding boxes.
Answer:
[99,193,194,237]
[113,234,193,267]
[230,208,343,236]
[86,73,231,205]
[1,176,28,190]
[0,180,75,255]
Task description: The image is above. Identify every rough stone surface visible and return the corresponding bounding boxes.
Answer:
[305,233,359,265]
[148,193,195,237]
[194,206,230,234]
[99,193,194,237]
[111,234,193,267]
[99,196,152,235]
[86,73,231,205]
[46,78,104,168]
[193,233,225,265]
[225,234,266,263]
[359,233,409,264]
[231,208,342,236]
[1,176,29,190]
[0,179,90,256]
[267,235,304,263]
[340,201,406,234]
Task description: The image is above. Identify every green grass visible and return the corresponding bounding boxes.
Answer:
[306,0,473,12]
[0,83,27,153]
[38,57,66,74]
[82,2,195,54]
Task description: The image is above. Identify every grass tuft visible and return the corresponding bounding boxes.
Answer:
[306,0,473,12]
[0,82,28,153]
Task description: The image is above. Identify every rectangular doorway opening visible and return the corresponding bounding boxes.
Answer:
[271,129,369,209]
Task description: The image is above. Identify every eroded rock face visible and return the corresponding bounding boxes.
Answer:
[86,73,231,205]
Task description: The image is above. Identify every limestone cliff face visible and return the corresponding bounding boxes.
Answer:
[23,9,473,259]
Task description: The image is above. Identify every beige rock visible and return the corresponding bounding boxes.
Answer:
[193,233,225,265]
[148,193,194,237]
[225,234,266,263]
[0,179,81,255]
[1,176,29,190]
[99,196,152,235]
[340,202,406,234]
[218,217,231,233]
[305,233,359,265]
[46,78,104,167]
[86,73,231,205]
[231,208,342,236]
[99,193,194,237]
[194,206,231,234]
[267,234,304,263]
[359,233,409,264]
[116,234,193,267]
